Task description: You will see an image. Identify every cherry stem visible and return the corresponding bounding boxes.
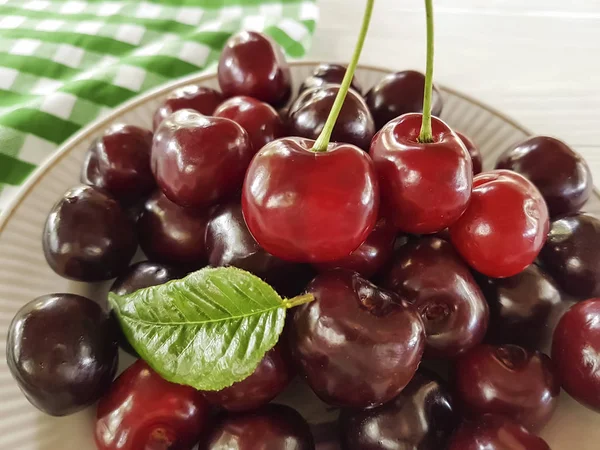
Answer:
[312,0,374,152]
[418,0,435,144]
[283,293,314,309]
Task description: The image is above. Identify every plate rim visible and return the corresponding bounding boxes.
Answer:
[0,61,534,235]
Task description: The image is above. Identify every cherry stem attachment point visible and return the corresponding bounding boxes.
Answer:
[418,0,435,144]
[312,0,375,152]
[283,293,315,309]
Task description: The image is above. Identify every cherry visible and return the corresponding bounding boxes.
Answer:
[366,70,444,130]
[137,190,208,268]
[289,269,425,408]
[299,63,363,95]
[315,216,396,279]
[539,213,600,298]
[152,109,253,208]
[370,113,472,234]
[456,131,482,175]
[43,185,137,281]
[454,344,559,431]
[339,369,458,450]
[242,137,379,263]
[153,84,223,131]
[475,264,563,350]
[448,415,551,450]
[496,136,593,217]
[81,124,154,204]
[95,360,210,450]
[384,237,489,358]
[218,31,291,107]
[450,170,549,278]
[6,294,118,416]
[287,84,375,151]
[204,404,314,450]
[552,298,600,412]
[214,95,285,152]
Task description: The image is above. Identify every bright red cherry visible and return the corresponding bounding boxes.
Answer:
[153,85,223,131]
[214,95,285,152]
[456,131,482,175]
[218,31,291,107]
[552,298,600,412]
[151,109,253,208]
[242,137,379,263]
[369,113,472,234]
[450,170,549,278]
[299,63,362,95]
[95,360,210,450]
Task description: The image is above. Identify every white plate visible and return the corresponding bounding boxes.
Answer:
[1,62,599,449]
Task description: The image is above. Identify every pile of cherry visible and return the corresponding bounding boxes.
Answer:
[6,30,600,450]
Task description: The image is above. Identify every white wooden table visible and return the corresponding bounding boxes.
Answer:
[309,0,600,177]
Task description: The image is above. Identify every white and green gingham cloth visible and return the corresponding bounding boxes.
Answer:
[0,0,318,208]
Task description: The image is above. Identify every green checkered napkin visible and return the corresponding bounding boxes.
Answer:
[0,0,318,208]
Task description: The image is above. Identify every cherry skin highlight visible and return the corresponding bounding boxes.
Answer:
[152,85,223,131]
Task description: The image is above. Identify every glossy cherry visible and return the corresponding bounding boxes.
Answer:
[152,109,253,208]
[384,237,489,358]
[450,170,549,278]
[204,404,314,450]
[539,213,600,298]
[454,344,559,431]
[370,113,472,234]
[339,369,458,450]
[366,70,443,130]
[43,185,137,281]
[6,294,118,416]
[476,264,563,350]
[95,360,210,450]
[552,298,600,412]
[448,415,551,450]
[242,137,379,263]
[299,63,362,95]
[81,124,154,204]
[289,269,425,408]
[287,84,375,151]
[496,136,593,217]
[218,31,291,107]
[315,216,396,278]
[153,84,223,130]
[137,190,208,268]
[456,131,482,175]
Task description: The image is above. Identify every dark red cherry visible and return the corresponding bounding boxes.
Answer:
[496,136,593,217]
[137,190,208,268]
[456,132,482,175]
[214,95,285,152]
[81,124,154,204]
[153,85,223,130]
[366,70,443,130]
[299,63,362,95]
[289,269,425,408]
[6,294,118,416]
[95,360,210,450]
[475,264,563,350]
[218,31,291,107]
[448,415,551,450]
[454,344,560,431]
[384,237,488,358]
[450,170,549,278]
[552,298,600,412]
[43,185,137,281]
[152,109,253,208]
[204,404,314,450]
[242,137,379,263]
[369,113,472,234]
[539,213,600,298]
[287,84,375,151]
[339,369,458,450]
[202,345,292,412]
[315,216,396,279]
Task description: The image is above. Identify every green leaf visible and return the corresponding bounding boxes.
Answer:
[109,266,298,391]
